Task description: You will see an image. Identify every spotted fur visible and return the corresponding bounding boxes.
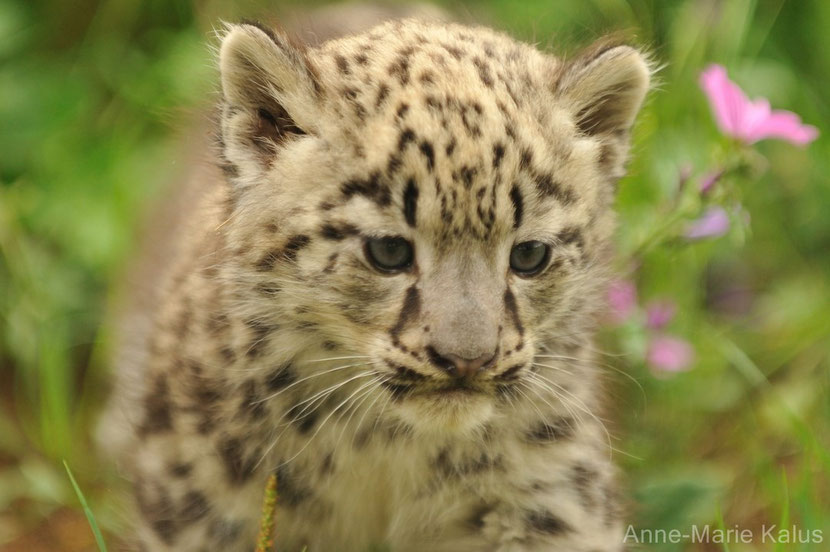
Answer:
[100,15,650,552]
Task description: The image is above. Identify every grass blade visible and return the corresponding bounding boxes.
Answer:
[63,460,108,552]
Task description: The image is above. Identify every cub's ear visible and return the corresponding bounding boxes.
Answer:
[219,22,322,166]
[555,41,651,181]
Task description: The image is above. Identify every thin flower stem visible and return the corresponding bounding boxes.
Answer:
[255,473,278,552]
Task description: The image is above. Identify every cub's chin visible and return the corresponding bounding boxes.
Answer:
[388,385,496,436]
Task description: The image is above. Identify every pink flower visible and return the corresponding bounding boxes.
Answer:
[645,300,676,330]
[700,64,819,146]
[607,280,637,323]
[685,207,730,240]
[647,335,694,373]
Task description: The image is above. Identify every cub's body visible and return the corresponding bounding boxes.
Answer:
[102,16,649,552]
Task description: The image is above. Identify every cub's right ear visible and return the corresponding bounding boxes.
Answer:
[219,22,322,165]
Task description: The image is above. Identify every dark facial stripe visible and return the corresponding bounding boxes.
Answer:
[503,287,524,336]
[403,178,419,227]
[509,185,524,229]
[320,222,360,241]
[389,285,421,346]
[341,171,391,206]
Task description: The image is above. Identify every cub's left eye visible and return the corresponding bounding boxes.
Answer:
[509,241,550,276]
[365,237,414,273]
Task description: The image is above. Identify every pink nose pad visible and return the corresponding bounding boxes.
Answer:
[440,351,496,378]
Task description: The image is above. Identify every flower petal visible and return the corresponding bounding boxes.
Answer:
[645,300,677,330]
[685,207,730,240]
[699,64,749,138]
[607,280,637,323]
[746,108,820,145]
[647,335,694,373]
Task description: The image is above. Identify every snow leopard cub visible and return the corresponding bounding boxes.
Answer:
[101,15,650,552]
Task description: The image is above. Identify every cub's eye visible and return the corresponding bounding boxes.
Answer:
[509,241,550,276]
[365,237,414,272]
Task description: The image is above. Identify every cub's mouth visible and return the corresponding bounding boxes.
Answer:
[378,370,519,401]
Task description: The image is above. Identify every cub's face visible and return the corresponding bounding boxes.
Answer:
[218,21,649,431]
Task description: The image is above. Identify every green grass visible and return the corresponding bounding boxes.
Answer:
[63,460,108,552]
[1,0,828,550]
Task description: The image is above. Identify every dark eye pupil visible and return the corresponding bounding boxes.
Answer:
[366,237,414,272]
[509,241,549,275]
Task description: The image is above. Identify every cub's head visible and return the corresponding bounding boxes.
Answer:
[216,20,649,432]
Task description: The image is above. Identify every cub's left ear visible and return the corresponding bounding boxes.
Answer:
[555,42,651,180]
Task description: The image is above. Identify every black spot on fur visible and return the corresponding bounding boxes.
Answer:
[293,408,318,434]
[467,503,495,530]
[509,185,524,229]
[238,379,267,421]
[398,128,416,152]
[255,235,310,271]
[445,137,456,157]
[418,140,435,171]
[534,172,576,205]
[519,148,533,171]
[403,178,419,227]
[375,84,390,109]
[266,364,296,391]
[473,56,494,87]
[179,490,210,523]
[140,376,173,435]
[386,154,402,176]
[335,54,350,74]
[341,171,391,206]
[244,318,276,358]
[169,463,192,478]
[275,464,311,507]
[388,54,411,85]
[526,510,572,535]
[503,288,524,336]
[135,481,177,544]
[556,226,584,250]
[571,463,599,510]
[492,142,506,169]
[218,436,258,485]
[380,380,414,400]
[526,417,576,443]
[320,222,360,241]
[457,165,477,189]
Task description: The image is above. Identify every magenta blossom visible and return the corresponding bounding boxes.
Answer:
[685,206,730,240]
[647,335,694,374]
[607,280,637,323]
[645,300,676,330]
[700,64,818,146]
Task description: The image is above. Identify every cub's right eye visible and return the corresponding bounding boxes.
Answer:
[365,237,414,273]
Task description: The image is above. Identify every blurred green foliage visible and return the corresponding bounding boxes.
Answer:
[0,0,827,550]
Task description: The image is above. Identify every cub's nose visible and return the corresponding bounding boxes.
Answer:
[426,346,497,379]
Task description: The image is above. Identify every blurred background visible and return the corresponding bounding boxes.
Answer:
[0,0,827,550]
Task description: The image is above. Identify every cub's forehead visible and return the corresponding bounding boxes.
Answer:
[311,19,558,126]
[304,20,590,241]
